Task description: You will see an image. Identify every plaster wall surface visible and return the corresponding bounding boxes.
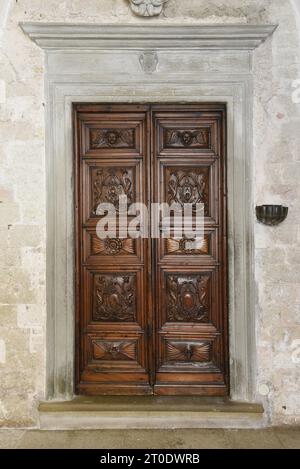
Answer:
[0,0,300,427]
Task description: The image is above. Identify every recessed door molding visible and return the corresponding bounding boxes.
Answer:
[20,23,278,402]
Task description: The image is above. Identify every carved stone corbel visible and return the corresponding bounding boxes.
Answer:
[128,0,169,17]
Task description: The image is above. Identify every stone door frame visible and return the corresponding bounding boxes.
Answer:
[20,23,277,402]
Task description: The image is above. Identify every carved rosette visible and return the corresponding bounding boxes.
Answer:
[129,0,169,17]
[104,238,123,255]
[92,236,135,256]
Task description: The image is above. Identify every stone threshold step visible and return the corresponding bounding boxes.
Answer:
[39,397,265,430]
[39,396,262,413]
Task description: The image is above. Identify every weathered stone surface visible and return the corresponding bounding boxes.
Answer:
[0,0,300,427]
[3,427,300,449]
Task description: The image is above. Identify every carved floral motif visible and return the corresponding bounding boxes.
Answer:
[166,274,210,322]
[93,274,137,322]
[92,236,135,256]
[104,238,123,255]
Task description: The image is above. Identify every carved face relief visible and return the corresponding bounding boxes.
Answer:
[165,128,211,149]
[106,131,119,146]
[90,128,135,149]
[129,0,169,17]
[181,131,193,147]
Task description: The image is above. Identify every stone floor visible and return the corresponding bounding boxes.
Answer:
[0,428,299,449]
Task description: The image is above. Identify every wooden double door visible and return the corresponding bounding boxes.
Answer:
[74,104,228,396]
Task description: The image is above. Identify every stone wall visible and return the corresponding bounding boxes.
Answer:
[0,0,299,427]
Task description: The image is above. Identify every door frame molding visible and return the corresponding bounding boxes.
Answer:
[20,23,277,403]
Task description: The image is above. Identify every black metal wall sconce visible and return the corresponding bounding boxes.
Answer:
[256,205,288,226]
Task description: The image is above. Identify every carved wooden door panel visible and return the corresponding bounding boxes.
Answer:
[74,104,152,395]
[74,104,228,396]
[152,105,228,396]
